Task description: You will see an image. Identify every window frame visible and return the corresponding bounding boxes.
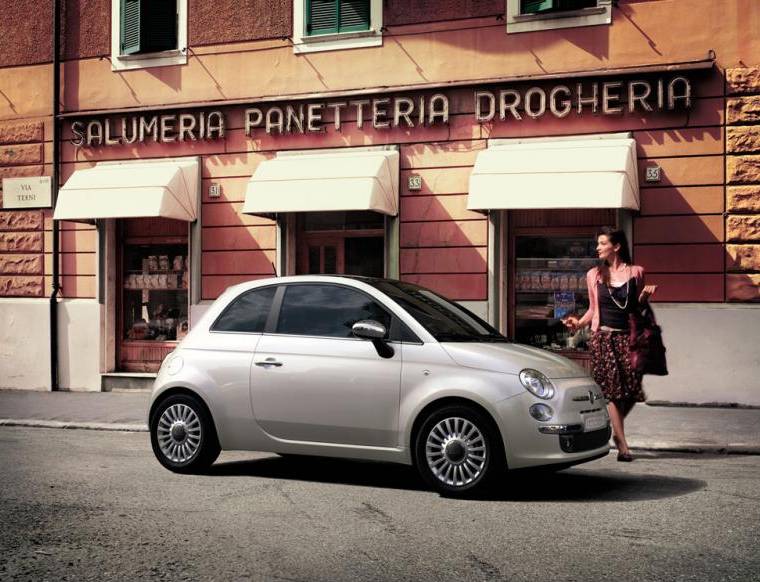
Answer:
[292,0,383,54]
[210,284,280,335]
[111,0,188,71]
[506,0,611,34]
[267,282,417,343]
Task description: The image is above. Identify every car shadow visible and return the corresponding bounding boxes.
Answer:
[207,454,706,502]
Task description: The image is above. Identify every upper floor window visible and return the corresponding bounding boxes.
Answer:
[111,0,188,71]
[520,0,597,15]
[293,0,382,54]
[507,0,611,34]
[306,0,371,36]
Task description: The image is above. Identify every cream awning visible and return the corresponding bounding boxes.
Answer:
[242,149,399,216]
[467,137,639,211]
[54,158,199,222]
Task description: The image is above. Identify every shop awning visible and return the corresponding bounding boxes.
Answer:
[467,137,639,211]
[53,159,199,222]
[242,149,399,216]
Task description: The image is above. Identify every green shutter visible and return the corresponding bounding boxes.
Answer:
[338,0,370,32]
[521,0,555,13]
[121,0,141,55]
[307,0,339,35]
[306,0,370,36]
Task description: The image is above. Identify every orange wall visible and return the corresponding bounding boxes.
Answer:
[1,0,759,302]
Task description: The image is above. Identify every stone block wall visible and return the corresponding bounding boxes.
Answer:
[0,120,45,297]
[726,67,760,301]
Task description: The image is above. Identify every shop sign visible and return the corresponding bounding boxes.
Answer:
[1,176,52,209]
[70,75,691,148]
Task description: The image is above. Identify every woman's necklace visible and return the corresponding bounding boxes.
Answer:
[606,264,630,310]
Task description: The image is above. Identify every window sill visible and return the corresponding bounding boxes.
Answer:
[506,2,611,34]
[293,30,382,54]
[111,48,188,71]
[513,6,606,22]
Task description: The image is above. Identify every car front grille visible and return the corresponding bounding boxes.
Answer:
[559,426,611,453]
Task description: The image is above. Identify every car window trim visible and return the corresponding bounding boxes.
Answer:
[210,284,280,334]
[270,281,421,343]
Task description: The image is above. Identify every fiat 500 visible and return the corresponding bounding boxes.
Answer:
[149,276,610,496]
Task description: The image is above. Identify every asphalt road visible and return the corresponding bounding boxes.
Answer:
[1,427,758,582]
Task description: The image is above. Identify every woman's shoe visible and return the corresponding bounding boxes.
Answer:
[617,451,634,462]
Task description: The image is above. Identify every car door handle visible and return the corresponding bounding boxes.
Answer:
[255,358,283,367]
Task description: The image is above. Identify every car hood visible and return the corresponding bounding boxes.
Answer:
[440,342,589,379]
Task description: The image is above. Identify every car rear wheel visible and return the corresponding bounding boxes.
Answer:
[414,405,505,496]
[150,394,220,473]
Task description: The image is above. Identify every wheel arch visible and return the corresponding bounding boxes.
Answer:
[409,396,506,468]
[149,386,219,446]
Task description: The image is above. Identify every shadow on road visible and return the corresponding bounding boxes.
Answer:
[208,454,706,502]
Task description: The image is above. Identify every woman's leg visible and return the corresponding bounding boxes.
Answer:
[608,401,631,455]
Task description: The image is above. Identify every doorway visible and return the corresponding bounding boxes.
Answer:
[296,211,385,277]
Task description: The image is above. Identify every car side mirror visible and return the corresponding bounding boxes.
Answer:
[352,320,394,359]
[352,320,387,340]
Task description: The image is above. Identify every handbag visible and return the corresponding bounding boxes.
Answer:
[628,301,669,376]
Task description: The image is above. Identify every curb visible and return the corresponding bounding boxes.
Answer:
[0,419,147,432]
[626,443,760,456]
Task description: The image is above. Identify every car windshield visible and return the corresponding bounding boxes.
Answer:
[369,280,508,342]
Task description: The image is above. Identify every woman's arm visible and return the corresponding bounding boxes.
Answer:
[636,266,657,303]
[564,268,597,331]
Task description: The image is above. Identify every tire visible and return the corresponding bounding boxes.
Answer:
[150,393,221,474]
[414,405,506,497]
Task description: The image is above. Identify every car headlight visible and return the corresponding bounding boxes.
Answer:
[519,369,555,400]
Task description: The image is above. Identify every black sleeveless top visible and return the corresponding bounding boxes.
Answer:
[597,277,638,330]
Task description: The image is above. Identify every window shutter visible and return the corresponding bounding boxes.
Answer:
[557,0,597,9]
[338,0,371,32]
[121,0,142,55]
[142,0,178,53]
[521,0,554,13]
[307,0,339,35]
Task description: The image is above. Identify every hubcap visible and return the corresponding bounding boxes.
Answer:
[157,403,202,463]
[426,417,487,488]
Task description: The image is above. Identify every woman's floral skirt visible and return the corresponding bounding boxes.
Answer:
[590,330,646,406]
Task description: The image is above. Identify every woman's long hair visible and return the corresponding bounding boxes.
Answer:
[597,226,632,285]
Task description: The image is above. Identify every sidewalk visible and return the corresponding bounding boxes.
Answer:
[1,389,759,454]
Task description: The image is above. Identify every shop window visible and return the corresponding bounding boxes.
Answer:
[292,0,382,54]
[212,286,278,333]
[122,243,189,343]
[111,0,187,70]
[507,0,611,34]
[513,235,600,363]
[277,284,391,338]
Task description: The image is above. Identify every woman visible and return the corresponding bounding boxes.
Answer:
[563,227,657,462]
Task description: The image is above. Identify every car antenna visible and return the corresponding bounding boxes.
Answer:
[271,261,278,277]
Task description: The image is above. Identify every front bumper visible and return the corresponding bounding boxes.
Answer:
[495,377,611,469]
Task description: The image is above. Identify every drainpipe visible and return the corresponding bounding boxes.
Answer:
[50,0,61,391]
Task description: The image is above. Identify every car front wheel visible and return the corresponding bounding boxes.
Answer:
[414,405,505,496]
[150,394,221,473]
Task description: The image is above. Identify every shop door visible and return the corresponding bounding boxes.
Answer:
[295,211,385,277]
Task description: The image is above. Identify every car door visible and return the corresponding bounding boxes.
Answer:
[249,283,402,447]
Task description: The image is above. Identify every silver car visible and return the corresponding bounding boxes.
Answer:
[149,276,610,496]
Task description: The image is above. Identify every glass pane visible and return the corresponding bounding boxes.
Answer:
[212,286,277,333]
[301,211,384,232]
[123,243,188,341]
[277,284,391,338]
[323,246,337,273]
[308,246,321,274]
[345,237,383,277]
[514,236,597,352]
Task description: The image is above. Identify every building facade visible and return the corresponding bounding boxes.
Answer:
[0,0,758,403]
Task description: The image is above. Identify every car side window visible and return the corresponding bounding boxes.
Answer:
[212,286,278,333]
[277,284,391,339]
